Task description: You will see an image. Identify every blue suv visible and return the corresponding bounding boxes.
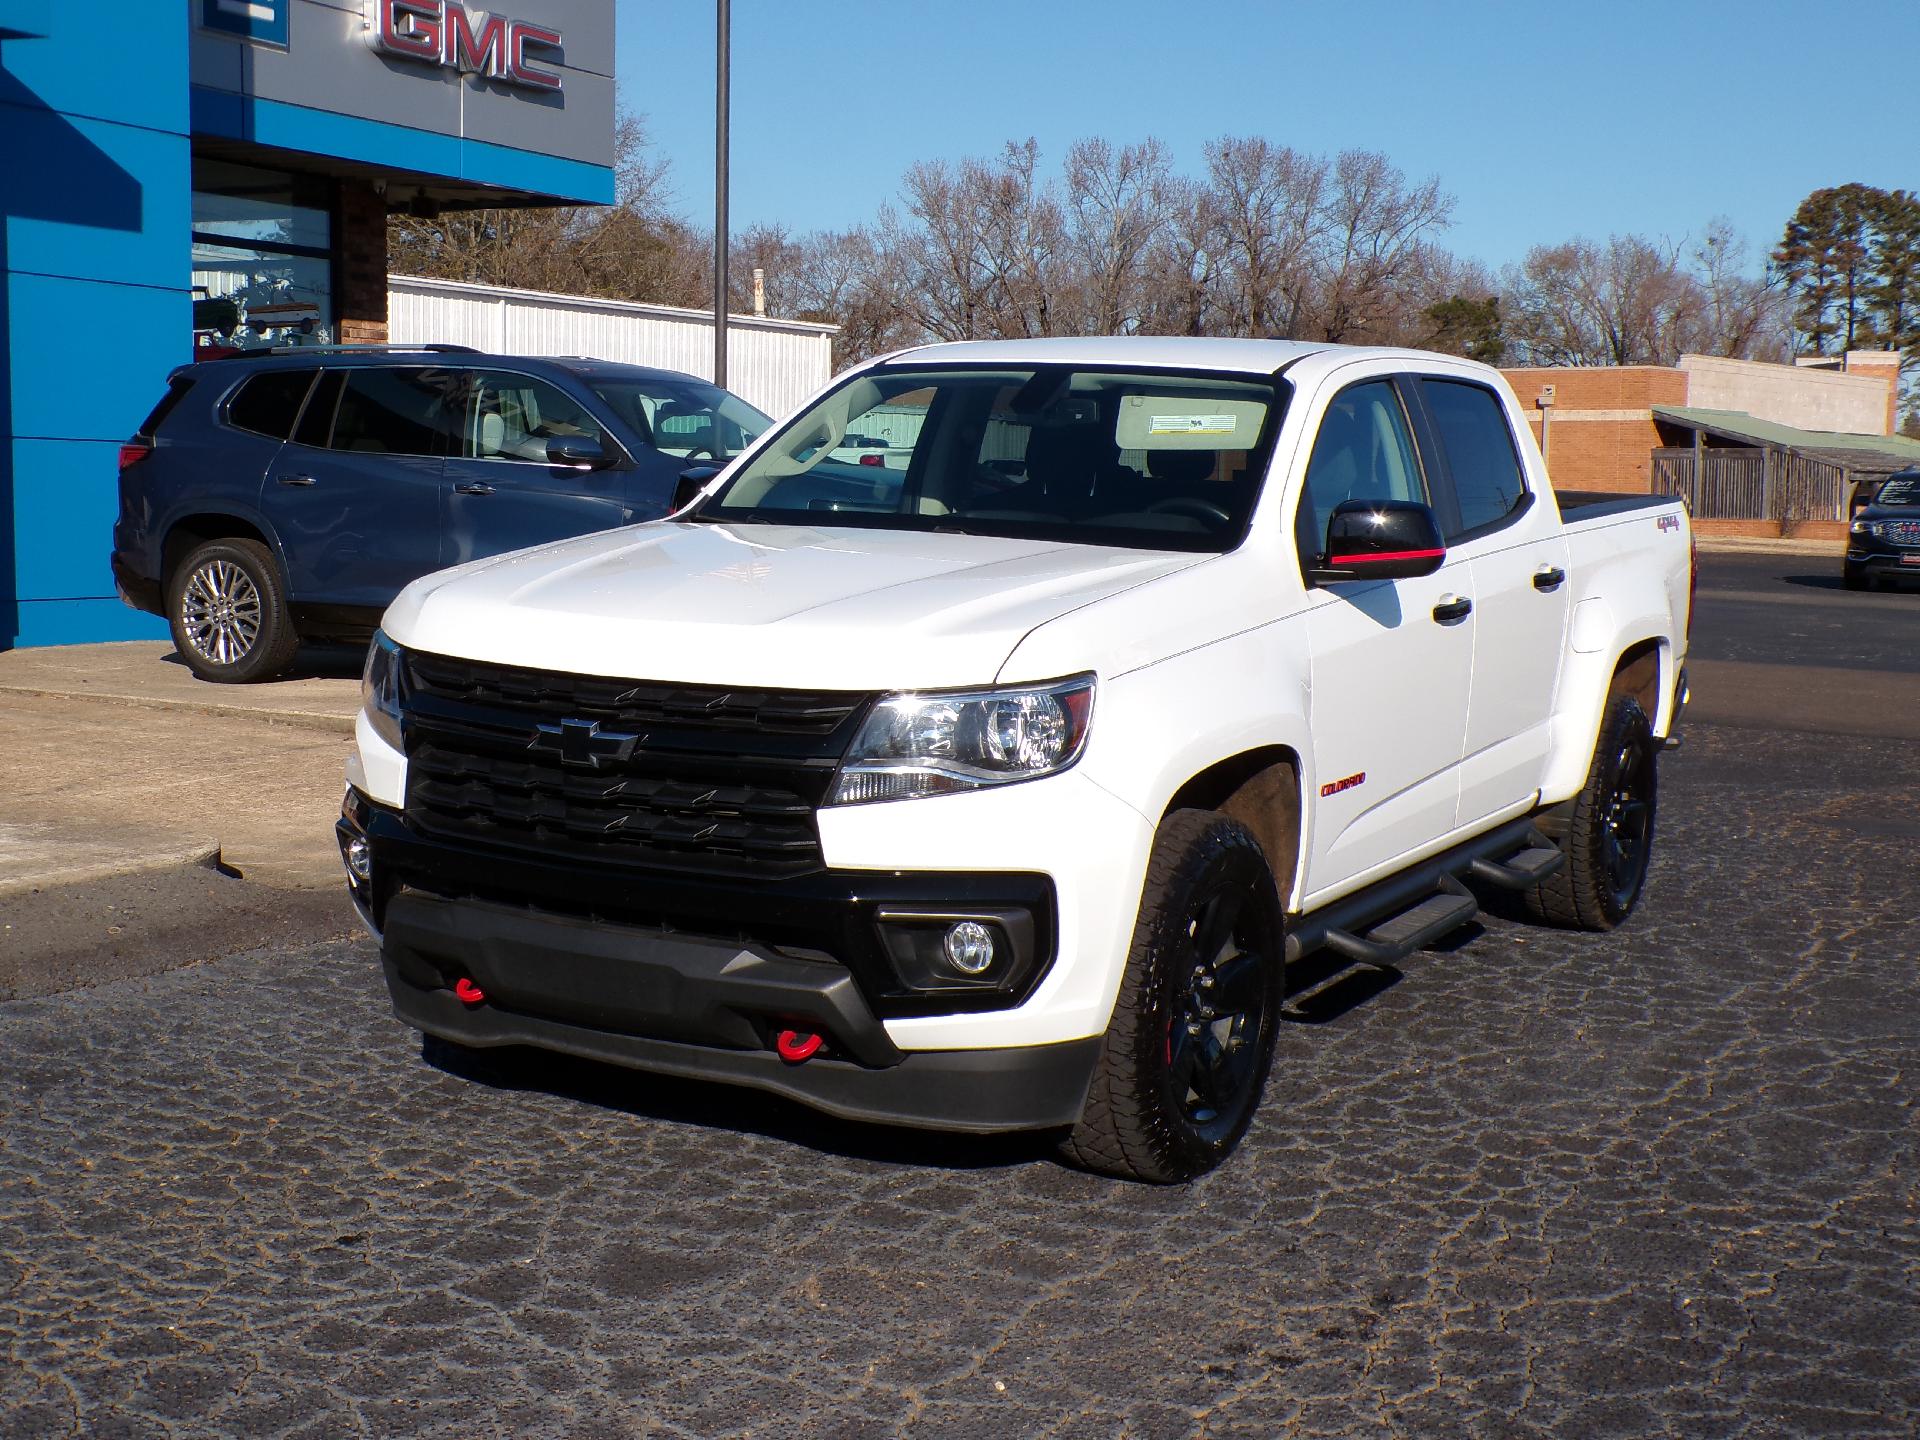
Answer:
[112,346,770,681]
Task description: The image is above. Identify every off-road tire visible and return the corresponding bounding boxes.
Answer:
[1061,809,1286,1184]
[1525,696,1658,931]
[166,537,300,683]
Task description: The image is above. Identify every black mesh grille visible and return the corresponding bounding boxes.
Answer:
[401,651,872,879]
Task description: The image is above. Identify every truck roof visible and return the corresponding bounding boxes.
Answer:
[883,335,1435,375]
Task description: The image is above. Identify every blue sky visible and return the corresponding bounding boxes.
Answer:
[618,0,1918,278]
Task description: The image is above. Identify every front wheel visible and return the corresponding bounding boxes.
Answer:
[1061,809,1286,1183]
[1526,695,1659,931]
[1842,565,1868,592]
[166,537,299,683]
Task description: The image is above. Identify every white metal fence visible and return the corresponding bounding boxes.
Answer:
[387,275,839,420]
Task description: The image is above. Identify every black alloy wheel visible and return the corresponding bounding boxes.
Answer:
[1166,878,1276,1142]
[1598,726,1654,913]
[1063,809,1285,1183]
[1525,695,1659,931]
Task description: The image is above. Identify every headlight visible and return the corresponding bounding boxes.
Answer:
[828,675,1095,805]
[1852,519,1881,536]
[361,630,406,752]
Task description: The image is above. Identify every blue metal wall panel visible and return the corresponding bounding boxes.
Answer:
[2,2,191,648]
[12,437,134,601]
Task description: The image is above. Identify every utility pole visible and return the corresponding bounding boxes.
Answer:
[713,0,730,388]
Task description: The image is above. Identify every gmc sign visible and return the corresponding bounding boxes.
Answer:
[369,0,562,92]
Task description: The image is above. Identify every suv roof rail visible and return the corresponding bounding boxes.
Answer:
[259,343,481,356]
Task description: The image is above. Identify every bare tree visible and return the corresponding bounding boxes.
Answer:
[1309,150,1454,343]
[1201,137,1327,336]
[1136,176,1225,336]
[1061,137,1175,333]
[1505,235,1702,366]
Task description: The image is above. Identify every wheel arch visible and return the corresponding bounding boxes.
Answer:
[1161,746,1306,911]
[1541,630,1672,804]
[161,510,286,589]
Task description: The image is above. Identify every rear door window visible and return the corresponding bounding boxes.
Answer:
[1294,379,1428,565]
[328,368,456,457]
[226,370,316,440]
[1417,380,1529,538]
[291,372,343,448]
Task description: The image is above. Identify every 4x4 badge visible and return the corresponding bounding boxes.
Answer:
[528,718,643,769]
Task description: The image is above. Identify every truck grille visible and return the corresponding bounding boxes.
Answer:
[401,650,873,879]
[1886,520,1920,547]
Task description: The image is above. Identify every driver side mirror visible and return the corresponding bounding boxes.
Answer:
[1307,499,1446,585]
[673,465,722,512]
[547,435,610,469]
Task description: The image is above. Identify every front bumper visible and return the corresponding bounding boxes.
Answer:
[380,888,1101,1132]
[339,790,1105,1130]
[1845,545,1920,582]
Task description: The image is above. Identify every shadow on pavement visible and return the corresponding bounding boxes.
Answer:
[1781,572,1846,591]
[158,641,367,681]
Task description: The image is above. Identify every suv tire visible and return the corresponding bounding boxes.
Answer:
[1525,695,1658,931]
[166,537,300,683]
[1061,809,1285,1184]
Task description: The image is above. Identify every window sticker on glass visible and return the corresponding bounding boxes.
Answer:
[1116,394,1267,449]
[1149,414,1238,435]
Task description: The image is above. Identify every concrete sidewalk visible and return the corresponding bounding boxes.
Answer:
[0,642,361,898]
[1694,534,1845,558]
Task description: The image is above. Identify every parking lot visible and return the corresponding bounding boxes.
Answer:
[3,551,1917,1439]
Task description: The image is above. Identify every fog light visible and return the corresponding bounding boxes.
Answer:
[344,834,372,885]
[943,920,996,975]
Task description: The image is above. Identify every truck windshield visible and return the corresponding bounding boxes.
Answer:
[695,365,1286,552]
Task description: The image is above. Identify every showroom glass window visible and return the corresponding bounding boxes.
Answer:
[191,158,334,351]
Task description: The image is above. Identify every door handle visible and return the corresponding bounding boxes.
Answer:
[1533,565,1567,592]
[1432,594,1473,625]
[453,482,496,496]
[275,474,317,487]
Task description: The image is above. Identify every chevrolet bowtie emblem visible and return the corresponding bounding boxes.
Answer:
[528,718,643,769]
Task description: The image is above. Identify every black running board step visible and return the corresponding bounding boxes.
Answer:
[1469,835,1566,890]
[1322,878,1480,970]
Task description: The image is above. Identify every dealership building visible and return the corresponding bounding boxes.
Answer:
[0,0,614,648]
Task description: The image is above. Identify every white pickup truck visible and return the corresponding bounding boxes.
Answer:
[338,337,1693,1183]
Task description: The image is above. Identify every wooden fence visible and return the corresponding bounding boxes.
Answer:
[1651,448,1850,522]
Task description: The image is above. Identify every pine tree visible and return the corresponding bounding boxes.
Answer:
[1774,184,1879,353]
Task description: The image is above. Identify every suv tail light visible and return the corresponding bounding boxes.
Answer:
[859,453,884,467]
[118,441,153,472]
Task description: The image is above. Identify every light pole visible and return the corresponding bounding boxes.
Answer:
[713,0,729,389]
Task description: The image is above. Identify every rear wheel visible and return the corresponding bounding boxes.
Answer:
[1526,696,1658,931]
[166,537,299,683]
[1061,809,1285,1184]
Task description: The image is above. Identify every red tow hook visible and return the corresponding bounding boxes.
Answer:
[453,977,487,1006]
[775,1029,825,1064]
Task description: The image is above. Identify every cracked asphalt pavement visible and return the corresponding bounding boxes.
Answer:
[3,557,1918,1437]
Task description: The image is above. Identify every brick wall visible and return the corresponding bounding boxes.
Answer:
[1500,366,1689,494]
[336,181,389,345]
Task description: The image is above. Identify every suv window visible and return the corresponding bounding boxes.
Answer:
[1294,379,1427,563]
[291,371,342,448]
[457,370,605,462]
[138,376,196,437]
[1418,379,1528,537]
[329,368,455,457]
[226,370,316,440]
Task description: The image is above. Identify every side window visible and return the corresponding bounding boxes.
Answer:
[1418,380,1528,537]
[329,368,455,457]
[1294,380,1426,563]
[461,370,604,463]
[226,370,316,440]
[291,371,342,448]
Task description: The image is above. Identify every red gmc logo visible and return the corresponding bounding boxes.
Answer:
[370,0,562,92]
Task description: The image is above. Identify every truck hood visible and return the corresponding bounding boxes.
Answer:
[383,520,1211,690]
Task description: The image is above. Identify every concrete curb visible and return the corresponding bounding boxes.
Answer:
[0,838,225,901]
[0,683,356,734]
[1694,537,1844,558]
